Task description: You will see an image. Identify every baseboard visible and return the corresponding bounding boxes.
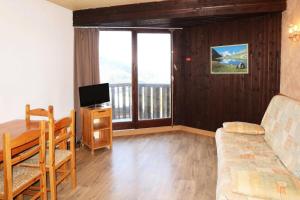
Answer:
[113,125,181,137]
[178,125,215,138]
[113,125,215,138]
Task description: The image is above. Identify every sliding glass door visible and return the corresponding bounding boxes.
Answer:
[99,31,132,122]
[137,33,171,120]
[99,30,172,129]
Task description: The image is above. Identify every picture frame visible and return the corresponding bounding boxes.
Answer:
[210,44,249,74]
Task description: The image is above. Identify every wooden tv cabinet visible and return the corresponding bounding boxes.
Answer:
[80,106,113,154]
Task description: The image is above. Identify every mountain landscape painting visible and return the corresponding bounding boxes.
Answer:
[211,44,248,74]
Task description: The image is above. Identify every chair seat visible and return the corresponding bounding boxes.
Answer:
[0,167,40,195]
[22,149,72,167]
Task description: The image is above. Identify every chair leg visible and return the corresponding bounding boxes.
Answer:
[70,156,77,189]
[40,173,47,200]
[49,167,57,200]
[60,141,68,179]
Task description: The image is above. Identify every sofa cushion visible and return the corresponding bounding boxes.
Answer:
[261,95,300,178]
[223,122,265,135]
[215,128,294,200]
[231,169,300,199]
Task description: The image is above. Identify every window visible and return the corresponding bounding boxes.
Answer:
[99,31,132,122]
[99,30,172,129]
[137,33,171,120]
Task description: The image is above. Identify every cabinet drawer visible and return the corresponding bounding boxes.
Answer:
[93,110,111,118]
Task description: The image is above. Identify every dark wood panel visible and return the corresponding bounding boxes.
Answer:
[73,0,286,27]
[173,29,185,124]
[173,13,281,131]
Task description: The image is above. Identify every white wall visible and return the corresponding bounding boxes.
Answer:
[0,0,74,123]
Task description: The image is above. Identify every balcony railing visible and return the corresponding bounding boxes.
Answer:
[109,83,171,121]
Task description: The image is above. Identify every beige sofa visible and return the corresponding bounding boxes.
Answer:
[216,95,300,200]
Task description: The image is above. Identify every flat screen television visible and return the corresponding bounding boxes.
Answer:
[79,83,110,107]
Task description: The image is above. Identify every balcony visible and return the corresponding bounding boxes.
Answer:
[110,83,171,122]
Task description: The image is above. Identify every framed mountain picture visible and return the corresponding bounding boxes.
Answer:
[211,44,249,74]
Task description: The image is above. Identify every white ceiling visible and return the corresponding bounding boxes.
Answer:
[48,0,165,10]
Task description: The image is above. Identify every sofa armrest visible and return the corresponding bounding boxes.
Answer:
[223,122,265,135]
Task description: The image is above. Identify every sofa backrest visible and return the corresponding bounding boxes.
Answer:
[261,95,300,179]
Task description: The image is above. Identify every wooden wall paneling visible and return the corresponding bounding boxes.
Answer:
[173,13,282,131]
[173,30,185,125]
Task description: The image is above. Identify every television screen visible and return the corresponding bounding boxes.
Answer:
[79,83,110,107]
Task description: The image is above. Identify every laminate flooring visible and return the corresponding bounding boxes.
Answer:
[58,131,217,200]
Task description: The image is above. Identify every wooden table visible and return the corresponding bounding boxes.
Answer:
[0,120,40,162]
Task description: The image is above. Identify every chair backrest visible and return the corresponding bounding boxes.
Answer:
[3,121,46,198]
[48,110,75,165]
[25,104,54,127]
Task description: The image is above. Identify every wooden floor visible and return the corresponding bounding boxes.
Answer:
[58,131,217,200]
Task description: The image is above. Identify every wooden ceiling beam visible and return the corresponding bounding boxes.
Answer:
[73,0,287,27]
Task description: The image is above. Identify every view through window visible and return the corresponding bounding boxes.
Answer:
[99,31,132,122]
[137,33,171,120]
[99,31,171,125]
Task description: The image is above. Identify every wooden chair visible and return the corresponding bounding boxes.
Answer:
[25,104,54,128]
[21,110,77,200]
[0,121,47,200]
